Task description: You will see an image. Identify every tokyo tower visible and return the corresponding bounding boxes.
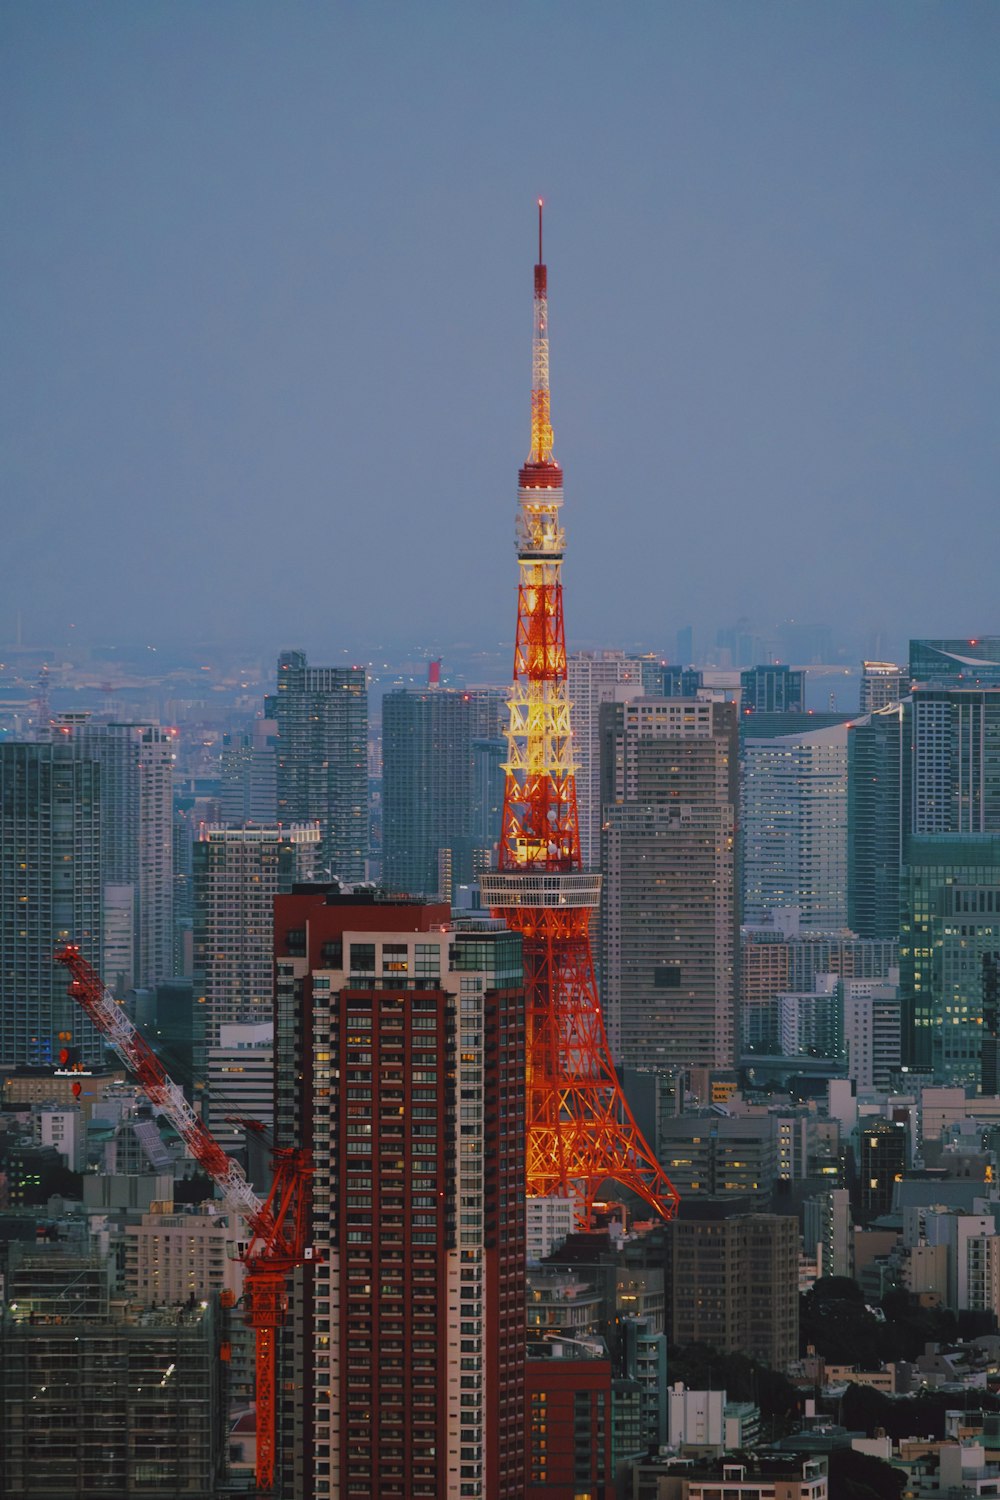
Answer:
[481,206,679,1229]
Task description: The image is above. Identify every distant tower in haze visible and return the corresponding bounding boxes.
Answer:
[481,204,678,1227]
[266,650,367,881]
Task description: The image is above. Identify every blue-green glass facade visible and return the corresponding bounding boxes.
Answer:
[899,834,1000,1082]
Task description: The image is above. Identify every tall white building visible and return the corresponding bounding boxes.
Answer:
[843,973,902,1091]
[742,721,853,930]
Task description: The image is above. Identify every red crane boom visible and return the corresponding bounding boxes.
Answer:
[55,942,313,1494]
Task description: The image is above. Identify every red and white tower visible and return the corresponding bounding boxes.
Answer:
[482,206,679,1228]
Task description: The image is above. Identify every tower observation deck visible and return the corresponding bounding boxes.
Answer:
[481,206,679,1228]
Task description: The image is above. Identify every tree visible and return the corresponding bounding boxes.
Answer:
[828,1447,905,1500]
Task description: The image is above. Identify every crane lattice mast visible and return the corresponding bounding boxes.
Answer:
[54,943,313,1494]
[481,205,679,1228]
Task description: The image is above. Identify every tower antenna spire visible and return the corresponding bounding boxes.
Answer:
[482,207,679,1230]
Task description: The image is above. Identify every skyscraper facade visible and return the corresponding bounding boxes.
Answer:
[219,718,278,825]
[742,721,852,930]
[740,664,805,715]
[0,743,104,1068]
[599,698,738,1069]
[381,687,475,899]
[272,889,526,1500]
[896,640,1000,1079]
[191,823,319,1063]
[266,650,367,881]
[847,705,904,939]
[50,716,175,989]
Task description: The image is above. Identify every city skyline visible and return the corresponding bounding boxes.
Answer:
[4,4,997,656]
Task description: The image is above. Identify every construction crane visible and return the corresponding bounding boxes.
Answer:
[54,943,314,1495]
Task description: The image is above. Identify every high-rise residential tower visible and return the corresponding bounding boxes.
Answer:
[50,716,175,989]
[599,697,738,1069]
[0,743,104,1068]
[273,889,526,1500]
[382,687,475,899]
[265,650,367,881]
[191,822,319,1065]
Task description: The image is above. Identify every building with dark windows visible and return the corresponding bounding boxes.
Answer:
[0,1247,225,1498]
[740,664,805,715]
[381,687,476,899]
[858,1120,907,1222]
[0,742,104,1069]
[265,650,368,881]
[669,1214,799,1372]
[272,887,525,1500]
[848,704,904,939]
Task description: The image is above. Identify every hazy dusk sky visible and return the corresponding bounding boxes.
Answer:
[3,3,997,664]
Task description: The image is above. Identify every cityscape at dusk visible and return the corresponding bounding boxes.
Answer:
[2,5,999,1500]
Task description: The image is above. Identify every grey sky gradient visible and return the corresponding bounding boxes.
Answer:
[3,3,997,663]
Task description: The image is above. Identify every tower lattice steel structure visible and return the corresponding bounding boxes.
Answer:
[481,206,679,1228]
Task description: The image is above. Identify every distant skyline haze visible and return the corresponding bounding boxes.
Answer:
[3,3,997,660]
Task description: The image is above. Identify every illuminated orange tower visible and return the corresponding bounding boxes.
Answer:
[481,206,679,1228]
